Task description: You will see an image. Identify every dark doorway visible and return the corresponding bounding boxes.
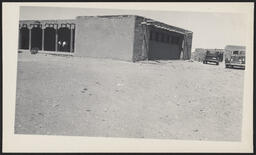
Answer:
[148,29,183,60]
[31,27,42,50]
[44,27,56,51]
[19,27,29,49]
[57,27,71,52]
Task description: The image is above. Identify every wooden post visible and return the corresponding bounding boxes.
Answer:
[180,36,185,60]
[55,28,58,52]
[18,28,21,49]
[29,28,32,50]
[42,28,45,51]
[145,24,150,60]
[70,28,73,53]
[183,34,187,60]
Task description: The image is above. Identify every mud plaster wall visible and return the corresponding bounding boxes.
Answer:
[183,32,193,60]
[74,16,136,61]
[132,16,149,62]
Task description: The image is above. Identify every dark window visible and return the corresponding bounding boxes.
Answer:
[166,35,170,43]
[160,33,165,42]
[159,33,162,42]
[176,37,180,44]
[171,36,179,44]
[240,51,245,55]
[233,51,239,54]
[171,36,175,44]
[169,36,172,43]
[155,32,159,41]
[150,31,153,40]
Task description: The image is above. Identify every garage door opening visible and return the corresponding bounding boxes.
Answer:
[57,27,71,52]
[31,27,42,50]
[44,27,56,51]
[19,27,29,49]
[148,29,184,60]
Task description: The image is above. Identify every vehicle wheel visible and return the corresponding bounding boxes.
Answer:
[216,62,219,65]
[230,65,233,68]
[225,65,229,68]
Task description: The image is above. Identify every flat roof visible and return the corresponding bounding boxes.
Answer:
[76,15,192,34]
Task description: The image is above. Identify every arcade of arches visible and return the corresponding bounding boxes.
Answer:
[18,23,75,53]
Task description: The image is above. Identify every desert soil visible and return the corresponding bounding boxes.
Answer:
[15,52,244,141]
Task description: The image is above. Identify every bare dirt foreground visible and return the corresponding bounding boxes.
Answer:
[15,52,244,141]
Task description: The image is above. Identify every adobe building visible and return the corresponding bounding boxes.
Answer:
[18,15,193,62]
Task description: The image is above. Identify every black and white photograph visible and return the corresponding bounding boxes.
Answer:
[3,2,253,153]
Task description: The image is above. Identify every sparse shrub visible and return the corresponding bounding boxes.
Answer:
[30,47,39,54]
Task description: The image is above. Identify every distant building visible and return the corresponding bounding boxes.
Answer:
[18,15,193,62]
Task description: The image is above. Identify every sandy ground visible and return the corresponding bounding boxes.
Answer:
[15,52,244,141]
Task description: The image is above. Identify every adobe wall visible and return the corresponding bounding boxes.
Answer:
[132,16,149,61]
[74,16,136,61]
[183,32,193,60]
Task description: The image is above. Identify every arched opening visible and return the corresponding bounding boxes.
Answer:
[57,27,71,52]
[19,27,29,49]
[31,27,42,50]
[44,27,56,51]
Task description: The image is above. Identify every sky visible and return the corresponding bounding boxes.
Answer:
[20,6,248,52]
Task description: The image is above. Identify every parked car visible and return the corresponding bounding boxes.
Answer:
[203,50,220,65]
[225,50,245,69]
